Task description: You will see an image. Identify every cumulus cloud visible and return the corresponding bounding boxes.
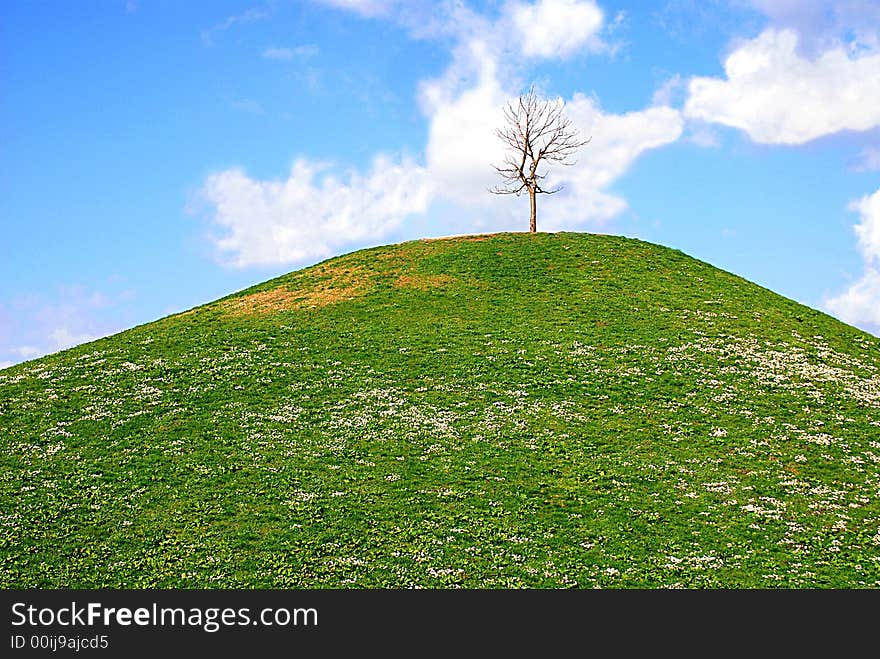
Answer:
[511,0,606,59]
[826,269,880,330]
[0,361,13,370]
[852,189,880,265]
[198,156,433,267]
[826,188,880,333]
[422,42,509,206]
[684,29,880,144]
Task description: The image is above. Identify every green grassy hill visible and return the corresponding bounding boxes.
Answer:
[2,232,879,588]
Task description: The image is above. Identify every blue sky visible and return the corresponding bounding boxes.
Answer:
[3,0,880,368]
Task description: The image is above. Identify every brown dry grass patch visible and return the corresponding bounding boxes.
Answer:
[222,283,364,316]
[393,274,455,290]
[374,244,429,262]
[309,262,371,283]
[223,261,379,316]
[219,248,468,317]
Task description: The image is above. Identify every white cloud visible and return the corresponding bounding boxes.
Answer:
[825,268,880,329]
[511,0,606,59]
[0,361,12,370]
[15,346,40,358]
[851,189,880,264]
[423,42,509,206]
[826,188,880,333]
[684,29,880,144]
[198,156,433,267]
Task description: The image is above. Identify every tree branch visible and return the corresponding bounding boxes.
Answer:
[490,86,589,198]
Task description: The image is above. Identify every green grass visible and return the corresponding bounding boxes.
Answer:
[1,232,879,588]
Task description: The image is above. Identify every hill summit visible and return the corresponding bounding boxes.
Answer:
[2,232,879,587]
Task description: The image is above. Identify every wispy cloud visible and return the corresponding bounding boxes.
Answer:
[230,98,265,114]
[262,47,296,61]
[316,0,399,17]
[316,0,621,53]
[745,0,880,55]
[0,284,136,367]
[49,327,101,350]
[201,6,269,46]
[685,123,721,148]
[850,146,880,172]
[651,74,685,107]
[262,44,320,60]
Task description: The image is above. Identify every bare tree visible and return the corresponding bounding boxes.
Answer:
[491,87,590,233]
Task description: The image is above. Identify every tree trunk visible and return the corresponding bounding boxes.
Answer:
[529,189,537,233]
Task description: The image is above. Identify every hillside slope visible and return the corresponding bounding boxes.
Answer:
[2,232,879,587]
